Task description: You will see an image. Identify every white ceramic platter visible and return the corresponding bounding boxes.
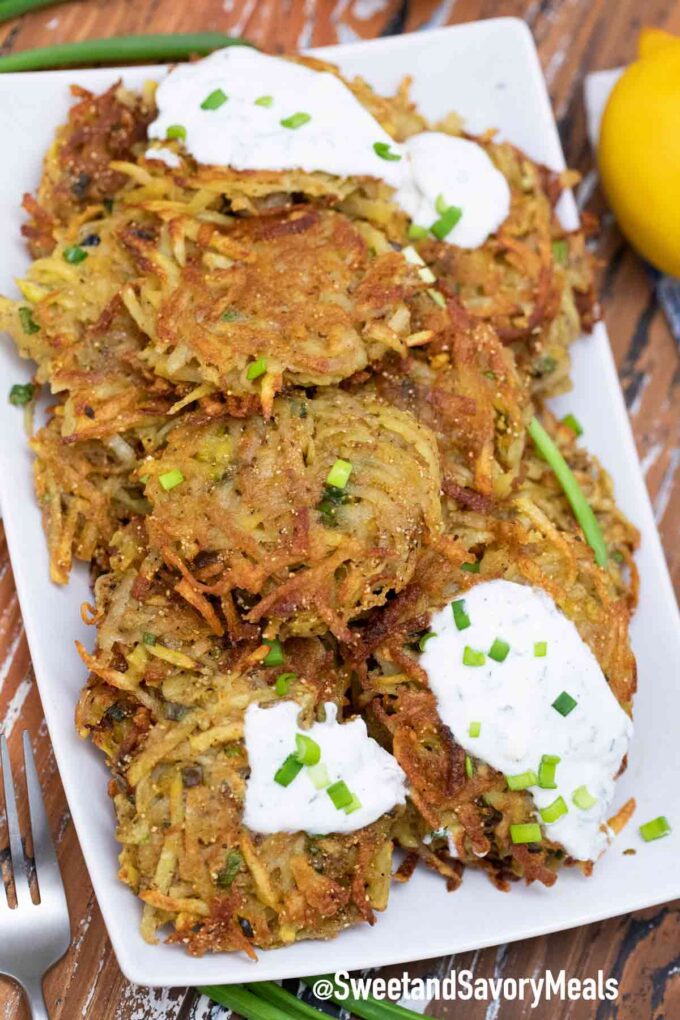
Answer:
[0,16,678,987]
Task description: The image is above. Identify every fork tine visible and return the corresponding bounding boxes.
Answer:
[0,733,31,907]
[22,730,66,907]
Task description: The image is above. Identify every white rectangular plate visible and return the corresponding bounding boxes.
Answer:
[0,17,679,988]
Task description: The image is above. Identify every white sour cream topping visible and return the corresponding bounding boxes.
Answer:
[395,133,511,249]
[243,700,407,835]
[148,48,511,249]
[420,580,633,862]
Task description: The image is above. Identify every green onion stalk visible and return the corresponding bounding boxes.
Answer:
[0,0,66,24]
[200,975,430,1020]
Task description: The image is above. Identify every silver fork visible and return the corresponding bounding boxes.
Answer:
[0,731,71,1019]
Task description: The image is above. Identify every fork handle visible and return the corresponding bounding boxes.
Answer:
[21,977,49,1020]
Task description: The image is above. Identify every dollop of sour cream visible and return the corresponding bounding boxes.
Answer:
[420,580,633,862]
[147,47,510,249]
[243,700,407,835]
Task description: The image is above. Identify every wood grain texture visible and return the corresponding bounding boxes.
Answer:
[0,2,678,1018]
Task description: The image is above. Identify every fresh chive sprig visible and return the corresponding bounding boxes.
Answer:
[0,0,67,25]
[0,33,251,73]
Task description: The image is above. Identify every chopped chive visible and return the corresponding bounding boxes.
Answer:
[295,734,321,767]
[418,631,437,651]
[463,646,485,667]
[489,637,510,663]
[344,792,362,815]
[510,822,542,844]
[18,306,39,334]
[572,785,598,810]
[427,288,446,308]
[222,308,240,321]
[461,560,480,573]
[538,754,560,789]
[483,370,497,380]
[327,780,353,810]
[246,357,267,381]
[280,112,311,129]
[8,382,34,406]
[639,816,671,842]
[528,416,608,566]
[431,205,462,241]
[215,849,243,888]
[534,641,548,658]
[275,672,296,696]
[408,224,429,240]
[451,599,471,631]
[142,632,156,646]
[159,468,184,491]
[552,691,577,716]
[540,795,568,824]
[468,721,481,738]
[373,140,402,161]
[166,123,187,140]
[274,753,303,787]
[307,762,330,790]
[434,193,449,216]
[326,458,352,489]
[552,239,568,264]
[465,754,474,778]
[63,244,87,264]
[612,549,625,563]
[255,95,273,107]
[263,639,284,667]
[561,413,583,437]
[506,770,538,791]
[201,88,228,110]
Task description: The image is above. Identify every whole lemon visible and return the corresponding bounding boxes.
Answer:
[598,30,680,278]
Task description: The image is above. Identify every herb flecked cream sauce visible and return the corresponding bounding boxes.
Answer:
[243,701,407,835]
[420,580,633,861]
[147,47,511,249]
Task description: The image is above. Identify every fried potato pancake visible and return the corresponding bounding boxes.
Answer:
[354,426,638,888]
[142,206,444,402]
[143,388,445,639]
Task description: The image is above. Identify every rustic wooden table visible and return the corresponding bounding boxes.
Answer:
[0,1,678,1017]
